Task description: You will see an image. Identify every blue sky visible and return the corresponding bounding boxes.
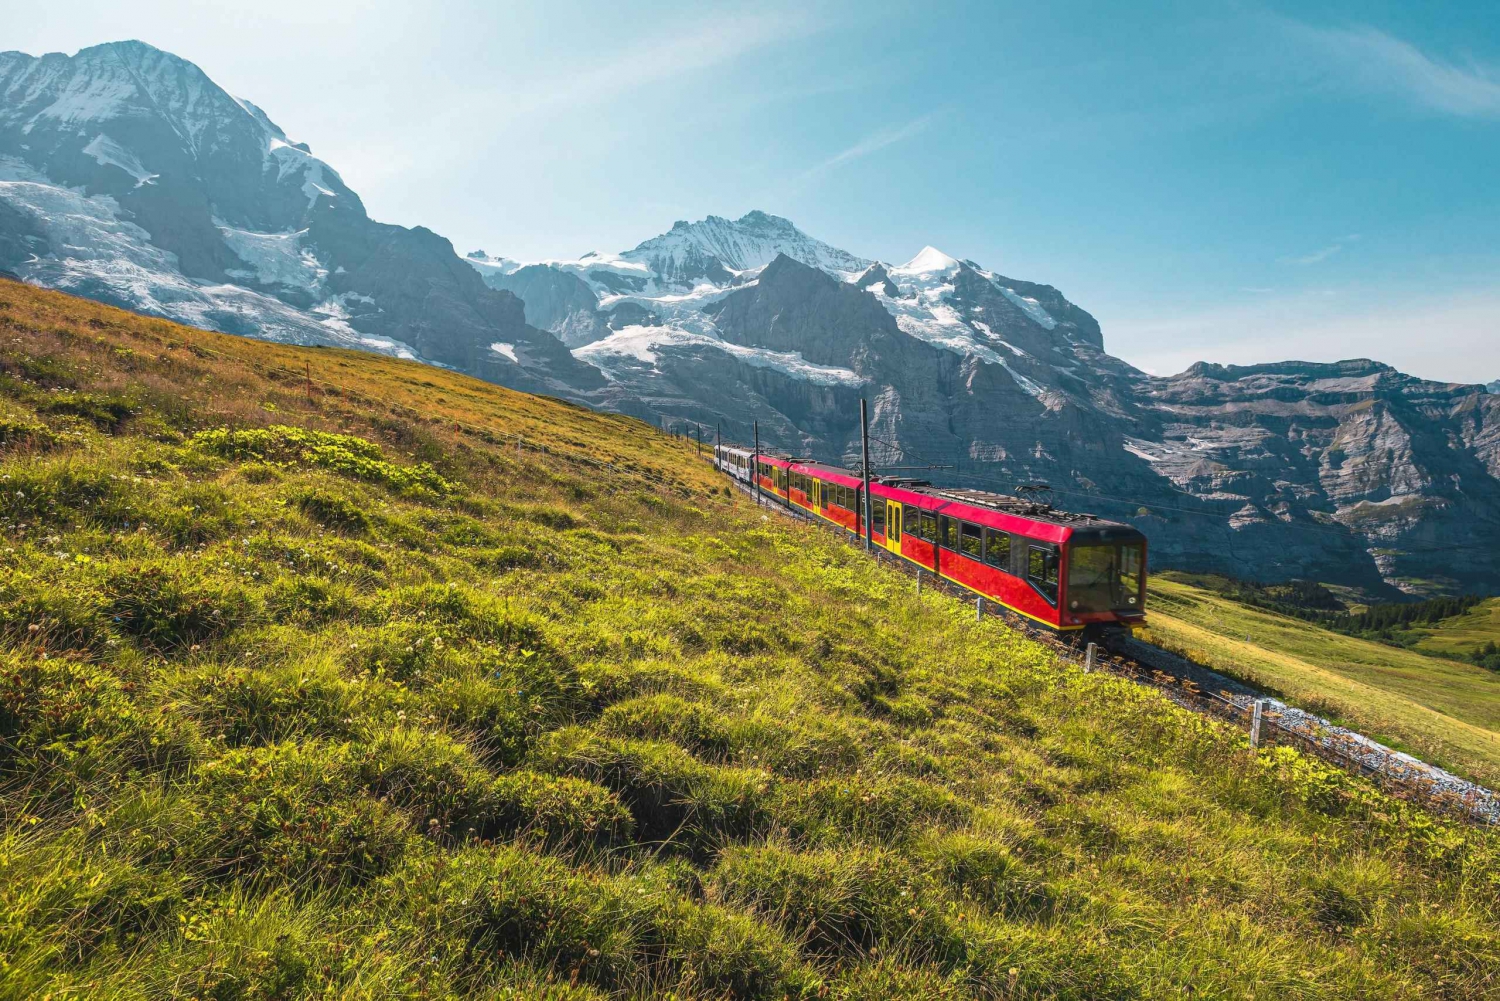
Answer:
[9,0,1500,381]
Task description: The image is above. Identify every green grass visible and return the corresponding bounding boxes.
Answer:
[0,282,1499,999]
[1143,572,1500,790]
[1410,598,1500,661]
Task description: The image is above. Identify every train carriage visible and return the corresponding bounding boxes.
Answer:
[716,444,1147,632]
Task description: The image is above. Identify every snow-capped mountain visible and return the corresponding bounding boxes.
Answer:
[0,40,599,394]
[5,41,1499,595]
[469,214,1500,596]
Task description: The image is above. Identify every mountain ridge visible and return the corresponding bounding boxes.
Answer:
[3,40,1497,595]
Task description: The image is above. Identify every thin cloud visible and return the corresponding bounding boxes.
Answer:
[1279,233,1360,267]
[795,113,938,186]
[432,11,823,132]
[1288,20,1500,118]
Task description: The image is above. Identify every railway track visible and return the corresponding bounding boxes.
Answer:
[730,474,1500,826]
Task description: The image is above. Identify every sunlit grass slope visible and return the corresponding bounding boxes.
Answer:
[1410,598,1500,660]
[1143,573,1500,790]
[1,281,1498,1000]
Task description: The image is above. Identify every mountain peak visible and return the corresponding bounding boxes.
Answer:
[893,246,961,276]
[623,211,872,286]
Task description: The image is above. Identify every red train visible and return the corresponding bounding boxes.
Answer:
[714,444,1147,633]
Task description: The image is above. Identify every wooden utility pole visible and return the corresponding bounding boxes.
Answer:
[752,420,761,505]
[860,398,873,551]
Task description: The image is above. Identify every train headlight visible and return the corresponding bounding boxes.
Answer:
[1069,600,1078,610]
[1128,596,1137,604]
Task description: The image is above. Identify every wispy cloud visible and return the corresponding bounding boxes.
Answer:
[1288,20,1500,118]
[1279,234,1360,267]
[794,113,938,187]
[419,10,822,137]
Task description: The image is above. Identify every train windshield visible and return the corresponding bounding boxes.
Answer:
[1066,542,1144,615]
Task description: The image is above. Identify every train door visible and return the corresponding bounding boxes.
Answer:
[884,501,902,553]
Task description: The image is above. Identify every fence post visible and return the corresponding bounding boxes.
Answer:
[1250,699,1264,750]
[1084,642,1097,673]
[976,596,983,622]
[916,569,922,594]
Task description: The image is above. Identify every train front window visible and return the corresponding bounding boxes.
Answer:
[1066,543,1145,614]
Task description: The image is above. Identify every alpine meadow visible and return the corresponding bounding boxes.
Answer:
[0,281,1498,999]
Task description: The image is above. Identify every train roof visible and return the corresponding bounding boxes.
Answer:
[722,450,1144,544]
[911,486,1144,543]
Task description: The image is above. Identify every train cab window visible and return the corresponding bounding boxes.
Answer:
[1066,541,1146,615]
[918,510,937,542]
[959,522,983,559]
[984,529,1011,570]
[1027,545,1060,604]
[872,500,885,534]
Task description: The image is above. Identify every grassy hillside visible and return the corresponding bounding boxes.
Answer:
[1142,573,1500,790]
[0,281,1498,1000]
[1411,598,1500,662]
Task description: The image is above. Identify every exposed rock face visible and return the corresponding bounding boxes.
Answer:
[0,40,599,397]
[4,42,1495,594]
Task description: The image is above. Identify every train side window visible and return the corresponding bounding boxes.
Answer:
[960,522,982,559]
[984,529,1011,570]
[918,510,937,542]
[1027,545,1059,604]
[872,501,885,534]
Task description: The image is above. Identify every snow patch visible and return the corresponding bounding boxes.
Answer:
[490,342,518,363]
[573,325,864,387]
[217,223,324,290]
[997,286,1058,330]
[81,134,157,187]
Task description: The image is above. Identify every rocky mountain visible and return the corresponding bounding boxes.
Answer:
[4,41,1497,596]
[469,217,1500,596]
[1488,380,1500,395]
[0,40,600,395]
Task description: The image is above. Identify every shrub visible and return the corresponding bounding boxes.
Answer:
[379,846,816,998]
[488,770,634,846]
[0,571,112,657]
[190,741,411,884]
[0,460,137,528]
[534,730,774,845]
[37,391,135,431]
[710,843,946,957]
[597,693,735,756]
[191,425,452,495]
[291,487,371,535]
[0,416,58,452]
[774,774,970,843]
[105,562,255,653]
